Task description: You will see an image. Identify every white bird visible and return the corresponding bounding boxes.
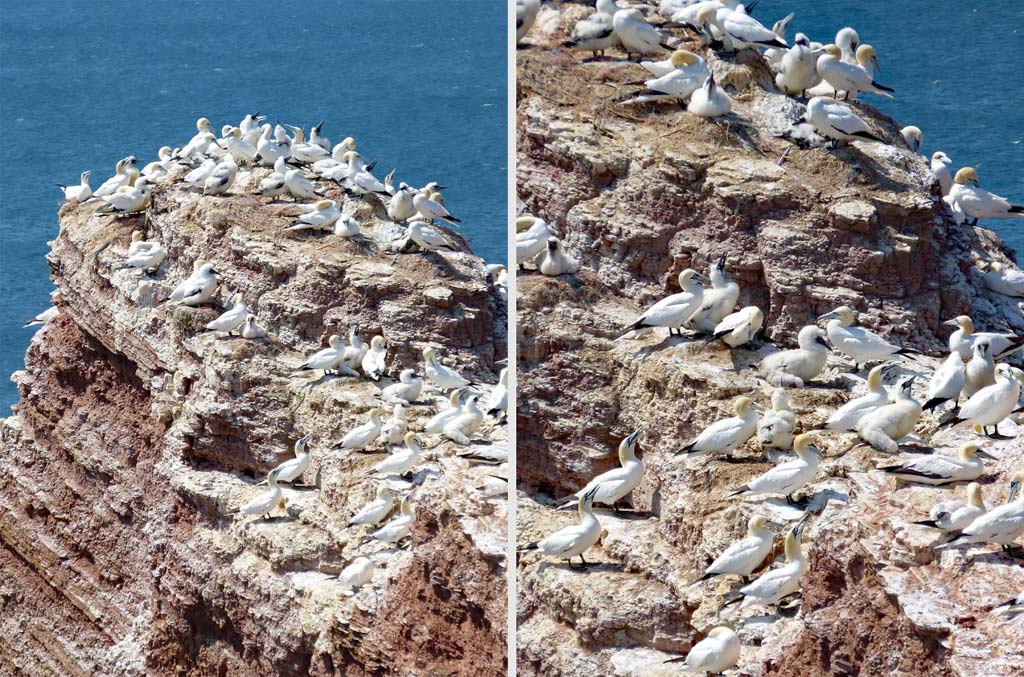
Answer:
[759,325,830,388]
[425,390,465,433]
[204,293,248,334]
[57,171,92,203]
[257,157,290,198]
[235,468,285,519]
[881,443,994,485]
[949,167,1023,224]
[677,396,759,460]
[711,4,787,50]
[101,178,152,214]
[334,328,365,377]
[203,157,238,196]
[367,495,416,545]
[378,404,408,447]
[963,339,997,400]
[182,157,218,188]
[805,96,886,146]
[912,482,987,532]
[224,127,258,164]
[516,0,541,43]
[536,237,579,276]
[287,126,330,164]
[623,268,709,338]
[293,335,345,376]
[93,159,131,198]
[24,306,58,328]
[710,306,763,348]
[901,125,922,153]
[124,241,167,272]
[855,376,922,454]
[444,395,485,445]
[922,351,966,412]
[563,0,620,59]
[336,557,373,595]
[984,261,1024,297]
[622,50,708,105]
[695,514,775,584]
[335,408,383,451]
[736,522,808,608]
[255,125,288,166]
[732,433,820,504]
[931,151,953,196]
[339,152,388,195]
[142,147,177,180]
[285,167,318,200]
[370,432,422,478]
[816,44,894,100]
[361,336,387,381]
[387,182,417,222]
[286,199,340,232]
[775,34,822,97]
[381,369,424,405]
[820,363,895,431]
[556,429,644,511]
[687,74,731,118]
[347,485,395,527]
[687,255,739,332]
[664,627,740,674]
[515,216,552,270]
[835,27,860,63]
[412,190,461,224]
[943,470,1024,557]
[612,8,668,59]
[406,221,454,252]
[333,213,361,239]
[312,137,357,175]
[458,446,509,465]
[168,262,218,307]
[423,347,473,390]
[942,363,1024,438]
[240,314,267,339]
[944,315,1024,362]
[757,388,796,450]
[271,436,312,485]
[177,130,218,161]
[487,368,508,421]
[763,12,796,64]
[819,306,918,368]
[521,486,602,567]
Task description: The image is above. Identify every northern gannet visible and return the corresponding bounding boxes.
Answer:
[710,4,787,50]
[621,50,708,105]
[224,127,258,164]
[338,152,388,194]
[142,147,176,180]
[241,314,267,339]
[203,156,238,196]
[100,178,152,214]
[623,268,708,338]
[816,44,894,101]
[663,627,740,673]
[424,347,473,390]
[710,306,763,347]
[944,315,1024,361]
[805,96,886,146]
[820,363,895,431]
[177,129,218,160]
[93,160,129,198]
[677,396,760,460]
[913,482,987,532]
[183,157,218,188]
[763,12,796,64]
[378,404,408,447]
[405,221,454,252]
[983,261,1024,297]
[335,408,383,451]
[168,262,218,307]
[235,468,286,520]
[941,363,1024,439]
[285,167,318,200]
[57,171,92,203]
[457,446,509,465]
[487,368,508,421]
[564,0,620,59]
[521,486,602,567]
[361,336,387,381]
[287,126,331,163]
[425,390,464,433]
[901,125,922,153]
[368,495,416,544]
[695,514,775,584]
[537,237,579,276]
[881,442,994,485]
[293,335,345,376]
[949,168,1023,225]
[758,325,830,387]
[332,329,363,378]
[556,429,643,511]
[257,157,289,198]
[271,436,312,485]
[942,470,1024,557]
[312,138,356,176]
[255,125,288,166]
[370,432,422,478]
[23,306,58,328]
[412,190,461,224]
[443,395,484,445]
[516,0,541,44]
[855,376,922,453]
[381,369,424,405]
[239,113,265,144]
[731,433,820,504]
[612,8,669,60]
[687,74,732,118]
[775,34,822,97]
[931,152,953,196]
[337,557,373,595]
[515,216,551,270]
[333,214,360,239]
[835,27,859,64]
[124,239,167,272]
[819,306,919,368]
[287,199,341,232]
[387,182,417,223]
[962,340,996,400]
[922,351,965,411]
[735,521,808,608]
[757,388,796,450]
[687,255,739,333]
[347,485,394,527]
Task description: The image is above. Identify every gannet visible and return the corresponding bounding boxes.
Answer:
[177,129,218,160]
[736,521,808,608]
[361,336,387,381]
[775,34,822,97]
[962,340,996,400]
[381,369,424,405]
[285,167,318,200]
[945,315,1024,361]
[348,328,369,368]
[423,347,473,390]
[255,125,288,166]
[913,482,987,532]
[478,473,508,499]
[387,182,417,222]
[406,221,454,252]
[93,160,129,198]
[425,391,464,433]
[333,214,360,239]
[922,351,966,411]
[677,396,760,460]
[203,156,238,196]
[696,514,775,584]
[368,495,416,544]
[663,627,740,673]
[516,0,541,44]
[224,127,258,164]
[882,442,994,485]
[347,485,395,527]
[557,429,644,511]
[835,27,859,63]
[142,147,176,180]
[312,138,356,175]
[412,191,461,224]
[337,557,373,595]
[732,433,820,504]
[816,44,894,100]
[335,408,383,451]
[710,306,763,347]
[257,157,289,198]
[805,96,886,146]
[983,261,1024,297]
[287,126,331,163]
[565,1,620,59]
[235,468,285,520]
[537,237,579,276]
[124,240,167,272]
[943,363,1024,438]
[24,306,58,328]
[370,432,422,478]
[57,171,92,203]
[129,233,155,257]
[757,388,796,450]
[763,12,796,65]
[378,404,408,447]
[687,255,739,332]
[712,5,787,50]
[516,216,552,270]
[270,436,312,485]
[942,470,1024,556]
[819,306,919,368]
[624,269,708,338]
[444,395,484,445]
[458,446,509,465]
[931,152,953,195]
[945,194,966,224]
[168,262,217,306]
[622,50,708,105]
[293,335,345,376]
[758,325,830,387]
[166,260,207,303]
[687,74,732,117]
[820,363,894,431]
[338,152,388,194]
[183,157,218,188]
[487,368,508,421]
[612,8,668,60]
[287,199,340,232]
[329,330,361,378]
[949,168,1023,224]
[855,376,922,453]
[102,179,152,214]
[901,126,922,153]
[240,314,267,339]
[522,486,602,567]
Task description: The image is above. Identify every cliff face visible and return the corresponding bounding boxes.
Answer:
[1,167,507,675]
[516,10,1024,677]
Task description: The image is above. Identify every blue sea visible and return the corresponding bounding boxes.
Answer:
[0,0,507,410]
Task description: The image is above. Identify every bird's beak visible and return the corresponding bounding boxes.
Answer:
[815,336,830,348]
[627,428,643,446]
[436,185,448,190]
[976,450,996,460]
[694,273,711,285]
[751,403,766,413]
[872,56,880,72]
[818,311,838,320]
[942,319,959,327]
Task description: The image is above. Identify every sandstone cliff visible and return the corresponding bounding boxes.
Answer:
[516,7,1024,676]
[1,165,507,675]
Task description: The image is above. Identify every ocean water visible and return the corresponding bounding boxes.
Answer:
[0,0,507,410]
